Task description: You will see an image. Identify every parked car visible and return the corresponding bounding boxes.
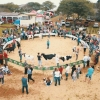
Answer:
[65,22,71,27]
[61,20,65,26]
[93,22,99,28]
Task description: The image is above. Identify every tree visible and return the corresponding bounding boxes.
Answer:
[0,3,19,12]
[96,0,100,21]
[57,0,94,19]
[20,2,41,12]
[42,1,56,10]
[5,2,19,12]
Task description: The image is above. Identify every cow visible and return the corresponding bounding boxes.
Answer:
[59,55,72,62]
[16,41,21,49]
[4,46,15,53]
[41,53,56,60]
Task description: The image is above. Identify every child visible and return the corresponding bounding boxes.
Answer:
[43,77,52,86]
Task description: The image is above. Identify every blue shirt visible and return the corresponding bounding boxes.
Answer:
[22,77,27,86]
[87,67,94,76]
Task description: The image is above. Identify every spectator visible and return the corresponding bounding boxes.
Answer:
[65,64,70,80]
[53,68,56,82]
[0,53,3,65]
[54,68,60,86]
[37,53,42,67]
[87,55,91,67]
[84,66,94,84]
[83,43,87,55]
[71,65,76,77]
[43,77,52,86]
[83,55,88,68]
[0,68,4,84]
[59,66,63,79]
[21,75,29,94]
[27,67,35,82]
[2,64,11,75]
[3,50,8,65]
[76,65,81,79]
[72,70,77,82]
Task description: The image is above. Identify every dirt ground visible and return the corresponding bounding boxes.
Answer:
[0,36,100,100]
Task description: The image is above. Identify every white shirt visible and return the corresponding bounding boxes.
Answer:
[66,66,70,73]
[54,71,60,77]
[83,56,88,62]
[2,66,9,72]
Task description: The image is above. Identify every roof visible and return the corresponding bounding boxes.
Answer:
[30,10,37,15]
[0,12,19,16]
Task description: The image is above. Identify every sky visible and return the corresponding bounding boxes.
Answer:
[0,0,97,7]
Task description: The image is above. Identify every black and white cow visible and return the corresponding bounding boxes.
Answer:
[41,53,56,60]
[16,41,21,49]
[4,46,15,53]
[59,55,72,62]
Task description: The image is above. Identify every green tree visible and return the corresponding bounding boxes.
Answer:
[42,1,56,10]
[96,0,100,21]
[20,2,41,12]
[5,2,19,12]
[57,0,94,19]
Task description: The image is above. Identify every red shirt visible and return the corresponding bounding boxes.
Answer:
[3,52,8,58]
[59,67,63,74]
[0,53,3,59]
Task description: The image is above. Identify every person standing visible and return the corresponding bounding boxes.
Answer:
[65,64,70,80]
[55,55,59,67]
[71,65,76,77]
[75,48,79,60]
[76,65,81,79]
[21,75,29,94]
[77,36,81,46]
[54,68,60,86]
[37,53,42,67]
[87,55,91,67]
[0,68,4,84]
[84,66,94,84]
[0,53,3,65]
[83,43,87,55]
[27,67,35,82]
[18,48,22,62]
[59,66,63,79]
[47,39,50,49]
[72,70,77,82]
[83,55,88,68]
[3,50,8,65]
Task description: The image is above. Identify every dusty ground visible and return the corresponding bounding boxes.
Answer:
[0,36,100,100]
